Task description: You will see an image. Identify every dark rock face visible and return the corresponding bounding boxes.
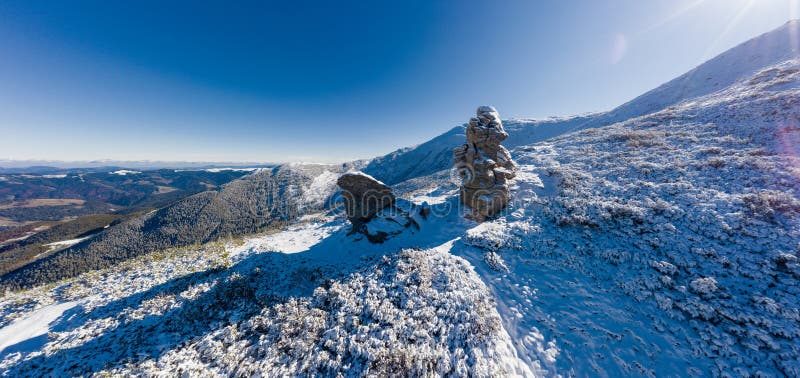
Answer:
[336,172,396,228]
[453,106,517,221]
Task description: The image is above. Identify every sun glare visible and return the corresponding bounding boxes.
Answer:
[701,0,758,59]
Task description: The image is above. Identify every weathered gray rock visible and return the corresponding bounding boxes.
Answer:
[336,171,429,243]
[337,171,396,228]
[454,106,517,221]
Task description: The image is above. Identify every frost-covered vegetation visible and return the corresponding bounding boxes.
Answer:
[457,57,800,375]
[0,221,531,377]
[104,249,528,377]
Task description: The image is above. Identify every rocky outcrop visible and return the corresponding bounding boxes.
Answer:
[337,171,423,243]
[337,172,396,228]
[453,106,516,221]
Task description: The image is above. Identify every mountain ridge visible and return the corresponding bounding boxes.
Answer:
[364,20,800,186]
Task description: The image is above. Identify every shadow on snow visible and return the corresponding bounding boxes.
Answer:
[4,198,470,376]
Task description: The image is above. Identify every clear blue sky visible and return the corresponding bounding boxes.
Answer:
[0,0,797,163]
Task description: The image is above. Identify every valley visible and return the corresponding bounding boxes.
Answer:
[0,168,263,280]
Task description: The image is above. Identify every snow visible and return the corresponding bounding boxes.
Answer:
[605,20,800,124]
[340,170,386,185]
[0,233,35,245]
[301,170,339,207]
[0,301,79,358]
[202,167,259,173]
[0,213,536,376]
[174,168,255,172]
[41,174,67,179]
[447,54,800,375]
[408,193,450,205]
[689,277,718,295]
[43,236,90,252]
[227,216,341,258]
[116,248,533,377]
[111,170,141,176]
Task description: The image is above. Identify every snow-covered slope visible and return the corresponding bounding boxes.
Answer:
[367,21,800,187]
[479,57,800,375]
[0,216,536,376]
[363,125,466,186]
[1,21,800,377]
[362,115,601,186]
[393,54,800,375]
[604,20,800,124]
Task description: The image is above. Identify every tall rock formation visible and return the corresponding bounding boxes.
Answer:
[453,106,517,221]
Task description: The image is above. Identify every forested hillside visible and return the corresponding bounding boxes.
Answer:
[0,165,349,292]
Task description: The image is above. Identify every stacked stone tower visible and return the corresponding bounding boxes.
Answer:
[453,106,516,221]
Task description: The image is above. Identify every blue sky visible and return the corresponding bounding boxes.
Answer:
[0,0,797,163]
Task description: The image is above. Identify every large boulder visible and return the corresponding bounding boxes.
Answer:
[337,171,396,228]
[337,171,428,243]
[453,106,517,221]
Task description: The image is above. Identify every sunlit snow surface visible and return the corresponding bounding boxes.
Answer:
[43,237,91,252]
[110,170,141,176]
[0,301,80,357]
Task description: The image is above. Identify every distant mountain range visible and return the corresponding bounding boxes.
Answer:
[0,163,358,291]
[0,160,277,174]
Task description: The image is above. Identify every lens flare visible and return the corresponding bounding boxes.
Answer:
[610,33,628,64]
[642,0,708,34]
[701,0,757,60]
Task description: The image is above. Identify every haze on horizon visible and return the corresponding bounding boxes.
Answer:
[1,0,798,164]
